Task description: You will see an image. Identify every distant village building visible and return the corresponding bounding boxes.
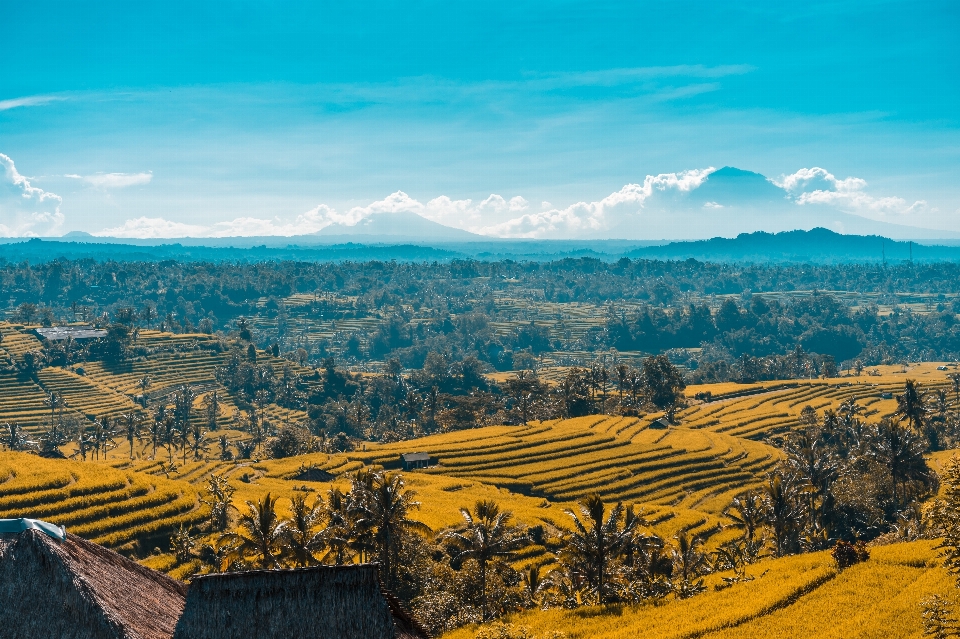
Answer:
[33,325,108,341]
[173,564,427,639]
[0,520,186,639]
[400,452,431,470]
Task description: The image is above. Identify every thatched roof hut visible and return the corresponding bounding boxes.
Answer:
[173,564,428,639]
[0,527,187,639]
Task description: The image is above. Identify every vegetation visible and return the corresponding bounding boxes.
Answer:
[7,254,960,637]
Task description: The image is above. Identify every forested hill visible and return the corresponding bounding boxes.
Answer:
[3,228,960,263]
[628,228,960,263]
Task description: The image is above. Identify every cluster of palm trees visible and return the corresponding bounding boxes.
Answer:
[174,468,430,592]
[725,391,938,557]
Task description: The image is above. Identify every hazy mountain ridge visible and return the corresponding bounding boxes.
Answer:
[3,228,960,264]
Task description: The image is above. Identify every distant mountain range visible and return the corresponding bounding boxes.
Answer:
[6,228,960,264]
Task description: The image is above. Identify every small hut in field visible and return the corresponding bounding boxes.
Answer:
[0,521,187,639]
[172,564,428,639]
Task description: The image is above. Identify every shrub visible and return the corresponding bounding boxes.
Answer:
[831,540,869,569]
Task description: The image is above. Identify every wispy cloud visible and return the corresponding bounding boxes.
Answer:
[0,153,64,236]
[530,64,756,88]
[0,95,65,111]
[66,171,153,188]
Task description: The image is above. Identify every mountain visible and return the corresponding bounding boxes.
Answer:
[607,167,960,241]
[315,210,480,241]
[627,228,957,262]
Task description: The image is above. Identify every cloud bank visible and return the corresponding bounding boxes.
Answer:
[0,150,932,239]
[0,153,64,236]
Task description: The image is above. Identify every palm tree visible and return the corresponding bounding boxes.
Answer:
[724,491,766,544]
[285,493,325,567]
[446,500,527,620]
[224,492,290,569]
[563,493,637,604]
[671,532,709,598]
[122,412,143,459]
[871,418,931,507]
[897,379,931,445]
[320,487,355,565]
[763,473,805,557]
[353,471,431,589]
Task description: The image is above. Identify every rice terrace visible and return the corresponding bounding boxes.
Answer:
[3,2,960,638]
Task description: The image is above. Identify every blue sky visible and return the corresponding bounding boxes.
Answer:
[1,1,958,238]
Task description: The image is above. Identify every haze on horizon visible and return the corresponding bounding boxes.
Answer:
[1,1,958,240]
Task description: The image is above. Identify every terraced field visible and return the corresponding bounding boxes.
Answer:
[0,452,206,549]
[36,368,147,422]
[350,415,780,519]
[441,540,953,639]
[0,372,85,432]
[680,364,957,442]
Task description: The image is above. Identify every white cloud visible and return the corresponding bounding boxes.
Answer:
[777,167,926,216]
[703,201,723,209]
[0,153,64,237]
[66,171,153,188]
[478,168,716,238]
[0,95,64,111]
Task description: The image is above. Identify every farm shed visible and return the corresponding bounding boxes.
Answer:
[400,452,431,470]
[172,564,428,639]
[33,325,108,341]
[0,522,187,639]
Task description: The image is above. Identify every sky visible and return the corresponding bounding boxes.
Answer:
[1,1,959,239]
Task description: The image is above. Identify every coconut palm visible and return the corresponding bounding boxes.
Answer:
[671,532,709,598]
[897,379,931,445]
[121,412,143,459]
[762,473,805,557]
[285,493,325,567]
[870,418,932,507]
[563,493,637,604]
[353,470,431,588]
[319,487,355,565]
[724,491,766,544]
[446,499,527,620]
[224,492,290,569]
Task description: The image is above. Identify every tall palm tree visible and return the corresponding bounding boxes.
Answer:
[353,471,431,589]
[871,418,931,507]
[724,491,766,544]
[446,500,527,620]
[563,493,637,604]
[285,493,325,567]
[671,531,709,598]
[320,487,355,565]
[763,473,804,557]
[122,412,143,459]
[224,492,290,569]
[897,379,931,444]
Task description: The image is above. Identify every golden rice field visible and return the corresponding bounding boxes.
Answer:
[0,452,206,549]
[442,540,953,639]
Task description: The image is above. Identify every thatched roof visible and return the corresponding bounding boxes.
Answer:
[173,564,428,639]
[0,529,186,639]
